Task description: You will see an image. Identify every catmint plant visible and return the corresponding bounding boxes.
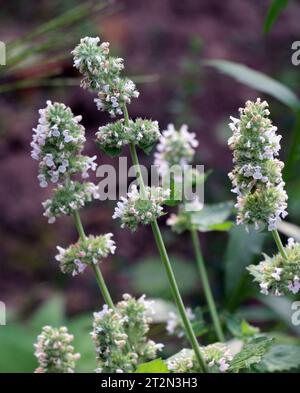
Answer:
[31,100,114,307]
[72,36,208,372]
[156,123,225,342]
[228,98,300,296]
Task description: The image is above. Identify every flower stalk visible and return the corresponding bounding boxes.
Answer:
[123,105,207,372]
[190,227,225,342]
[72,210,114,309]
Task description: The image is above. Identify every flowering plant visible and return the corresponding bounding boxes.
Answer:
[29,36,300,374]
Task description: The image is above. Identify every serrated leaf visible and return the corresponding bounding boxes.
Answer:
[136,358,169,373]
[264,0,289,34]
[205,60,300,111]
[191,201,234,232]
[258,345,300,372]
[229,336,275,372]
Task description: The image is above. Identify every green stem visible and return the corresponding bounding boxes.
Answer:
[123,104,207,372]
[72,210,114,308]
[272,229,288,260]
[151,220,207,372]
[190,228,225,342]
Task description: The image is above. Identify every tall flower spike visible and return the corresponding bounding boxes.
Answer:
[31,101,96,187]
[55,233,116,276]
[113,185,170,231]
[72,37,139,117]
[154,124,199,176]
[228,98,288,231]
[248,237,300,296]
[34,326,80,373]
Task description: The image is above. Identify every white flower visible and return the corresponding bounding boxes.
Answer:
[154,124,198,176]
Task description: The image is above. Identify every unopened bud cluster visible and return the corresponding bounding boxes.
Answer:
[96,118,160,151]
[72,37,139,117]
[113,185,170,231]
[55,233,116,276]
[91,294,163,373]
[34,326,80,373]
[248,237,300,296]
[228,99,288,231]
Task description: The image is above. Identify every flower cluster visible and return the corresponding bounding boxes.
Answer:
[154,124,199,176]
[167,343,233,373]
[72,37,139,117]
[247,237,300,296]
[31,100,96,187]
[166,308,195,338]
[55,233,116,276]
[96,118,160,152]
[42,181,99,223]
[113,185,170,231]
[228,98,288,231]
[34,326,80,373]
[91,294,163,373]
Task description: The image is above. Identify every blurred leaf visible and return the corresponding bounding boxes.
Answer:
[96,142,122,158]
[224,225,266,297]
[191,201,234,232]
[258,295,300,336]
[29,295,65,330]
[264,0,289,34]
[229,336,275,372]
[136,358,169,373]
[191,307,209,337]
[257,344,300,372]
[226,315,259,340]
[205,60,300,111]
[0,325,36,372]
[131,256,198,298]
[67,314,95,372]
[277,221,300,241]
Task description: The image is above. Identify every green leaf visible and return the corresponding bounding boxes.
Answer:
[29,294,65,330]
[224,225,266,298]
[229,336,275,372]
[258,295,300,336]
[191,201,234,232]
[205,60,300,111]
[136,358,169,373]
[226,315,259,340]
[96,142,122,158]
[138,141,156,155]
[130,256,198,298]
[264,0,289,34]
[191,307,209,337]
[258,345,300,372]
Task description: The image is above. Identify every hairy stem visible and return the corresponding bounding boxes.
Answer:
[123,105,207,372]
[190,227,224,342]
[272,229,288,260]
[72,210,114,308]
